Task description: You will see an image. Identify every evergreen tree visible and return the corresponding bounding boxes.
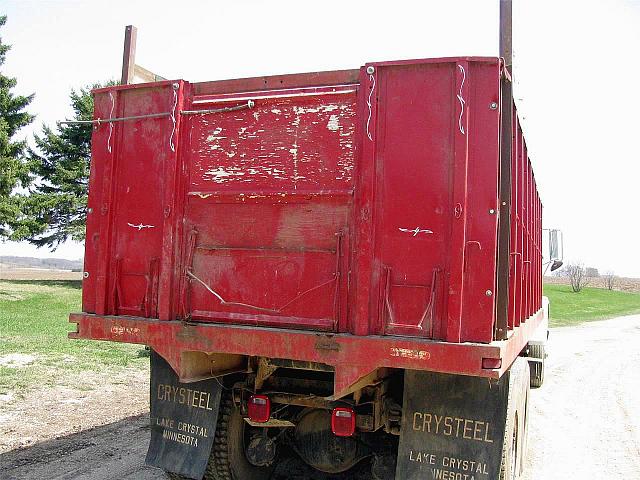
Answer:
[10,86,96,248]
[0,15,34,238]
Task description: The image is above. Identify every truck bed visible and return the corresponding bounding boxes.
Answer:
[73,56,543,396]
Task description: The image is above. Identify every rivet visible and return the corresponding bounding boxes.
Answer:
[366,66,375,75]
[489,209,496,214]
[83,272,90,279]
[87,208,93,214]
[490,102,498,110]
[172,82,180,90]
[486,290,493,296]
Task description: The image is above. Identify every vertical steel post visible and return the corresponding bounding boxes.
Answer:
[495,0,513,340]
[121,25,137,85]
[500,0,513,74]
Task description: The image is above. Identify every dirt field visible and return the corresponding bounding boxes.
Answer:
[0,266,83,281]
[544,275,640,293]
[2,315,640,479]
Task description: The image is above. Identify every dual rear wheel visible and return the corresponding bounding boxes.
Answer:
[499,357,530,480]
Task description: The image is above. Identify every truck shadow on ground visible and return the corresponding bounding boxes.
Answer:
[0,413,160,480]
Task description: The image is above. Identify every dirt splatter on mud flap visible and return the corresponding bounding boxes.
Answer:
[395,370,510,479]
[145,350,222,479]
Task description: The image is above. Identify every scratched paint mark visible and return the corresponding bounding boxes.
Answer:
[457,64,466,135]
[327,114,340,131]
[206,127,226,142]
[203,167,246,183]
[127,223,155,231]
[398,227,433,236]
[366,73,376,141]
[111,325,141,336]
[390,347,430,360]
[191,98,357,188]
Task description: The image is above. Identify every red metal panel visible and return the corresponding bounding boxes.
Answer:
[459,61,501,343]
[84,82,182,318]
[362,58,501,343]
[350,66,377,337]
[82,91,110,313]
[446,59,470,343]
[180,87,357,331]
[369,61,461,339]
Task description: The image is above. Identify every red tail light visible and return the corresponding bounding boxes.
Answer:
[331,407,356,437]
[248,395,271,423]
[482,357,502,369]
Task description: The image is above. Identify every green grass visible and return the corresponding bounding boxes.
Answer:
[544,284,640,327]
[0,280,148,397]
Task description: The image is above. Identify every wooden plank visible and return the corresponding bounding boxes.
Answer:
[121,25,137,85]
[134,64,167,83]
[192,69,360,96]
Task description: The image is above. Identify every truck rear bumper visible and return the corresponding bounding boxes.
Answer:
[69,310,543,399]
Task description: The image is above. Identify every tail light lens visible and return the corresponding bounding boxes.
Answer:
[248,395,271,423]
[482,357,502,369]
[331,407,356,437]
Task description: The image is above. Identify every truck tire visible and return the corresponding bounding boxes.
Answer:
[167,474,189,480]
[499,358,530,480]
[165,392,273,480]
[205,392,274,480]
[527,344,545,388]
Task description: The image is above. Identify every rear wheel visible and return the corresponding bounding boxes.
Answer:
[528,344,545,388]
[165,391,274,480]
[499,358,530,480]
[166,474,188,480]
[205,392,274,480]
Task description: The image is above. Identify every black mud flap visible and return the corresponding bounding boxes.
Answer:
[145,350,222,480]
[396,370,509,480]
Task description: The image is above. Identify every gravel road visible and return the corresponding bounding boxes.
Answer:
[522,314,640,479]
[2,315,639,479]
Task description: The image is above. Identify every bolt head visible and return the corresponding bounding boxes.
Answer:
[366,66,375,75]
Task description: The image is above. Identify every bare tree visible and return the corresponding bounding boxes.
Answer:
[603,271,616,291]
[563,263,591,293]
[585,267,599,278]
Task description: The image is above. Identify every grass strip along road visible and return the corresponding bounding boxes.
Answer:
[544,284,640,327]
[0,280,147,398]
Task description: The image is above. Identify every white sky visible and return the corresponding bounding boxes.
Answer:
[1,0,639,277]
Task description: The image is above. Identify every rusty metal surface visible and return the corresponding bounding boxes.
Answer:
[69,308,543,399]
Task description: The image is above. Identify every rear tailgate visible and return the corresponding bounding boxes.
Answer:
[181,85,358,331]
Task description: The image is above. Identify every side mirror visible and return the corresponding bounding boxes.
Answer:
[548,229,563,262]
[543,229,564,274]
[550,260,563,272]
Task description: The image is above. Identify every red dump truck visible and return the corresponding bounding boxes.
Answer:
[70,51,560,479]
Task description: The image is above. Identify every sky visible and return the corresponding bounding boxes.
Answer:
[1,0,639,277]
